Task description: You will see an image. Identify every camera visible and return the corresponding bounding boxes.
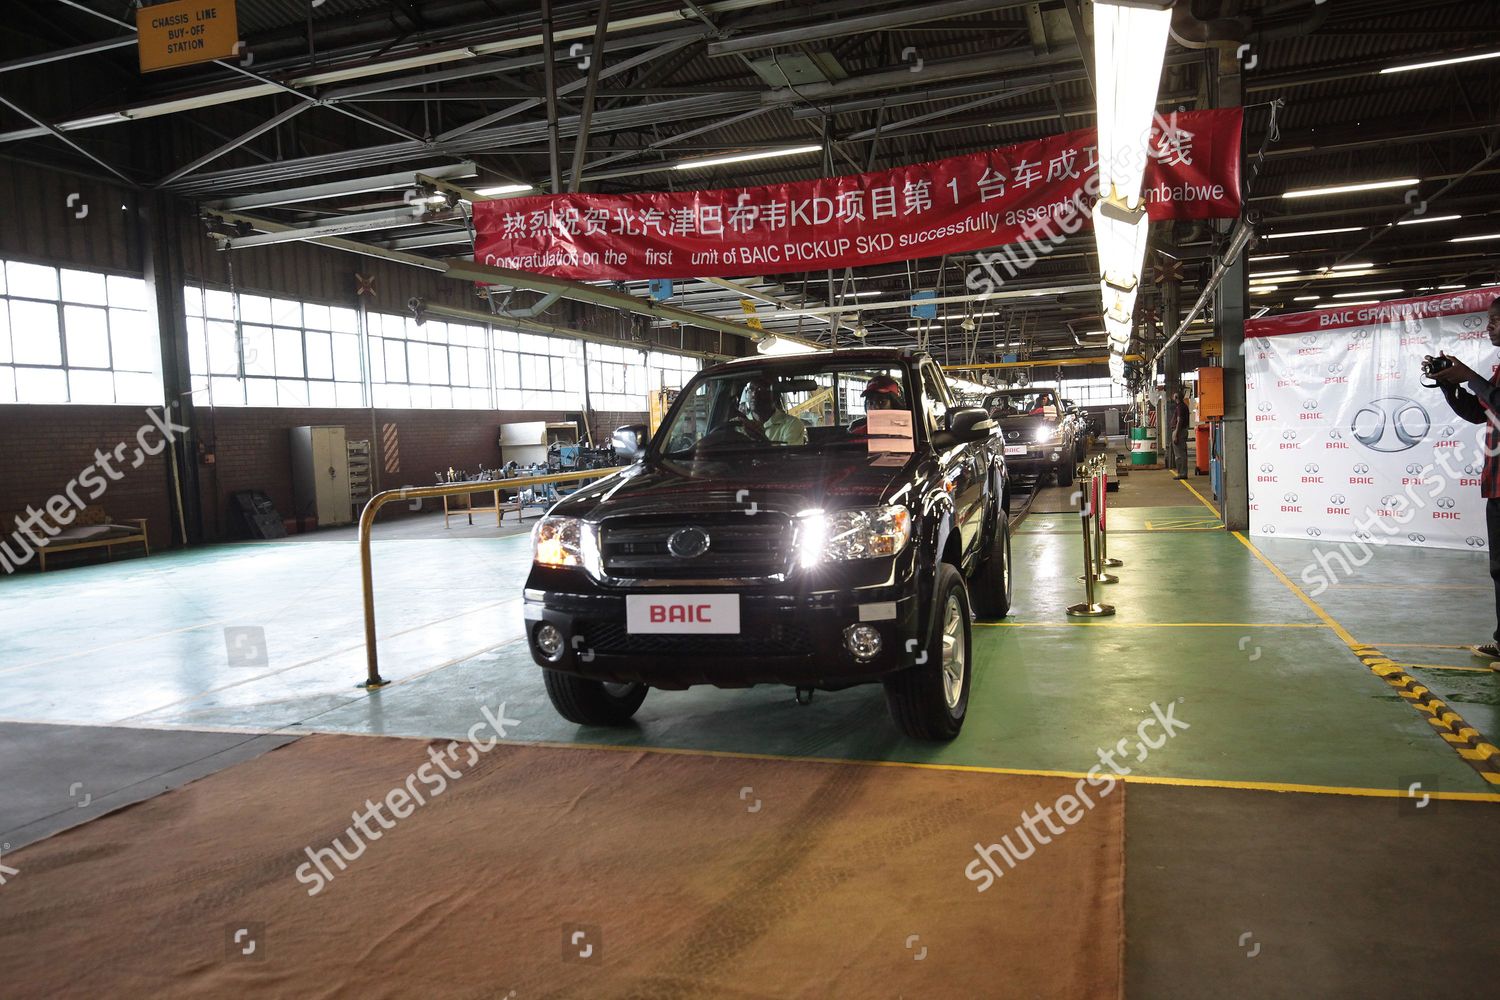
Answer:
[1421,353,1455,388]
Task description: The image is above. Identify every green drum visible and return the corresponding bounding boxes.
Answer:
[1129,426,1156,466]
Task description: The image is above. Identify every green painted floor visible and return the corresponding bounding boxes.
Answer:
[1,474,1497,798]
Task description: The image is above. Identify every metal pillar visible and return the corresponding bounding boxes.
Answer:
[1161,276,1182,476]
[139,191,203,547]
[1214,49,1249,530]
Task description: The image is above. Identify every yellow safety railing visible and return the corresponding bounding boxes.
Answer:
[358,466,624,688]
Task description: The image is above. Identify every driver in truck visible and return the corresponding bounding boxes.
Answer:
[740,376,808,445]
[862,373,906,412]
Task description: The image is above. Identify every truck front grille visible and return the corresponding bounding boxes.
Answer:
[598,514,793,580]
[579,620,811,657]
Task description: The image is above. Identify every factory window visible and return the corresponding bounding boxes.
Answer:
[367,311,491,409]
[1057,376,1131,407]
[186,287,366,408]
[646,350,700,391]
[0,260,160,405]
[495,329,583,410]
[587,342,648,411]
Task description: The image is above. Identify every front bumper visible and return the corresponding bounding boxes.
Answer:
[1001,443,1069,475]
[522,582,923,689]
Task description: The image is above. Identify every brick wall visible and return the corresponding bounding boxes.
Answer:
[0,403,650,552]
[0,405,176,555]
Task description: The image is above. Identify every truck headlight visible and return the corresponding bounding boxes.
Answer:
[1035,426,1060,443]
[533,516,585,568]
[805,505,912,564]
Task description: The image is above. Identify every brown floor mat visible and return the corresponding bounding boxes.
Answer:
[0,734,1124,999]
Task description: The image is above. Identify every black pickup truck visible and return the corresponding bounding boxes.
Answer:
[523,347,1012,740]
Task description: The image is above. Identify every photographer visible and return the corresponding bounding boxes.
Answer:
[1431,297,1500,665]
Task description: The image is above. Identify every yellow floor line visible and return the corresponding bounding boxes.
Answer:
[1402,662,1497,674]
[1374,642,1474,650]
[308,733,1500,803]
[975,621,1328,629]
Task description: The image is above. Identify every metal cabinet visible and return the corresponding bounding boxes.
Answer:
[290,425,352,527]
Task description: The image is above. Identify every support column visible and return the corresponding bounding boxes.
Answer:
[1214,49,1249,530]
[140,191,204,546]
[1161,276,1182,474]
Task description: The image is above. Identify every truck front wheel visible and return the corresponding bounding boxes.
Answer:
[543,671,648,725]
[883,564,973,740]
[970,511,1012,620]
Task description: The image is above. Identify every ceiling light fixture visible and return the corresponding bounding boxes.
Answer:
[1395,214,1461,226]
[1250,269,1299,279]
[1439,284,1466,290]
[1293,295,1320,301]
[673,145,822,171]
[1283,178,1419,199]
[1264,226,1363,240]
[1333,289,1403,298]
[473,182,535,197]
[1451,233,1500,243]
[1092,0,1172,378]
[1380,50,1500,75]
[1250,254,1289,262]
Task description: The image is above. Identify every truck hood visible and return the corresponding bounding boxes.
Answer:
[553,450,923,521]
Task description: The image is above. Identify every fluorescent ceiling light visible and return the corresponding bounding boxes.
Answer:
[673,145,821,171]
[1334,289,1403,298]
[1451,233,1500,243]
[1264,226,1363,239]
[1251,269,1299,278]
[1250,285,1279,293]
[1396,214,1461,226]
[474,183,534,197]
[1250,254,1289,262]
[1283,178,1419,199]
[1380,50,1500,75]
[1337,300,1379,306]
[841,291,885,298]
[1439,284,1465,290]
[1314,268,1376,279]
[1328,262,1373,271]
[1293,295,1320,301]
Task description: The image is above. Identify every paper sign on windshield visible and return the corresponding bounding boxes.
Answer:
[867,410,914,453]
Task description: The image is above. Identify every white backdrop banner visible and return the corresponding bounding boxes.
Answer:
[1243,286,1500,557]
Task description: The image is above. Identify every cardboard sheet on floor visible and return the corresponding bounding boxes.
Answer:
[0,735,1124,998]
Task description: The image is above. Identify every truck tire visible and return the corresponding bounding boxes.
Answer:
[970,510,1012,620]
[543,671,648,725]
[1055,458,1074,488]
[884,564,973,740]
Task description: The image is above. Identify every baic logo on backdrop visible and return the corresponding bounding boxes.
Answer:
[1243,287,1500,551]
[1350,397,1431,453]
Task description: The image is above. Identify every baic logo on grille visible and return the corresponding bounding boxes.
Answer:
[666,526,711,559]
[1351,396,1431,453]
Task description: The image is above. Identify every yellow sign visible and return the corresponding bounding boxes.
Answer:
[136,0,239,73]
[739,299,764,331]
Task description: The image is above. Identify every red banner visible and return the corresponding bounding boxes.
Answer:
[1244,286,1500,338]
[473,108,1241,282]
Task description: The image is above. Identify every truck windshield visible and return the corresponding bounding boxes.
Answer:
[984,389,1058,417]
[659,363,915,457]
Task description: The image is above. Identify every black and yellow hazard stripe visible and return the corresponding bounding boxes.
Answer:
[1171,477,1500,791]
[1350,644,1500,787]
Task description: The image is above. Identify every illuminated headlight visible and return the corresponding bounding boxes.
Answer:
[533,515,585,568]
[803,505,912,565]
[1035,426,1061,443]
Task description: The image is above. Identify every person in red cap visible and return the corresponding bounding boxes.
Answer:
[862,373,907,412]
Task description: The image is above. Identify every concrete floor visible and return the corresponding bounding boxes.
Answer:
[2,464,1497,996]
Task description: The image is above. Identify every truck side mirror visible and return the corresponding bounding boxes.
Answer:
[612,424,648,460]
[934,407,994,448]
